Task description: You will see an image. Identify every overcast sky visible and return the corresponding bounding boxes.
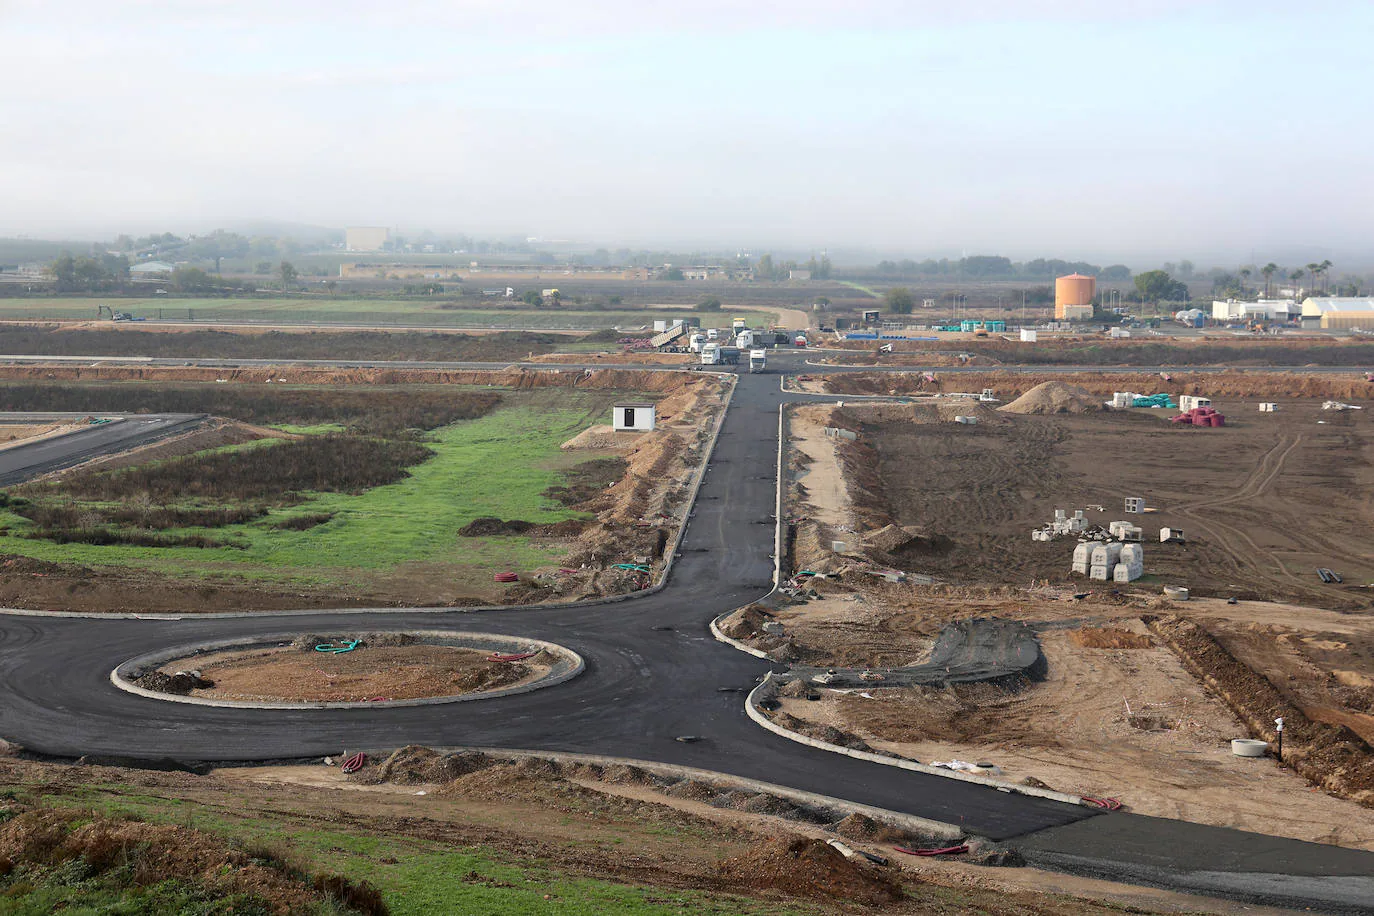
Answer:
[2,0,1369,262]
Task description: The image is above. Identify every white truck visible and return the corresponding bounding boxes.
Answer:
[700,343,722,365]
[736,329,754,349]
[749,349,767,373]
[706,328,720,341]
[687,333,706,353]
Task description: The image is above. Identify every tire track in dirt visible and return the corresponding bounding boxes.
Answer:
[1172,435,1326,597]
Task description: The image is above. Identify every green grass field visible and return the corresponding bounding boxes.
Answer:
[7,786,813,916]
[0,393,630,598]
[0,298,776,330]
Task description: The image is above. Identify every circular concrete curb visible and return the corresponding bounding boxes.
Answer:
[111,630,584,709]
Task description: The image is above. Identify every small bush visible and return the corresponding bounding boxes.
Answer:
[270,512,335,531]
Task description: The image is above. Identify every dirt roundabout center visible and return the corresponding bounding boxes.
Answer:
[111,630,584,709]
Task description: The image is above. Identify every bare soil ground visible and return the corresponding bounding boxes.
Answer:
[162,644,545,703]
[818,368,1374,403]
[814,397,1374,610]
[0,754,1295,914]
[776,394,1374,845]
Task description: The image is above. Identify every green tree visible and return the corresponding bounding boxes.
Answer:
[663,268,684,281]
[278,261,298,290]
[1177,260,1195,279]
[171,266,216,293]
[1261,262,1278,297]
[695,297,722,312]
[1134,270,1188,303]
[1318,259,1333,293]
[521,290,541,306]
[1100,264,1132,281]
[884,287,915,315]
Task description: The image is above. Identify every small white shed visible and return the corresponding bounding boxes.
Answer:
[612,402,656,432]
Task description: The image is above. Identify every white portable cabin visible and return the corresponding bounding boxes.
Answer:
[612,402,656,432]
[1179,395,1211,412]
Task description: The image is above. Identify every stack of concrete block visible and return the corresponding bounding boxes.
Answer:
[1089,542,1124,580]
[1114,543,1144,582]
[1108,521,1144,542]
[1072,542,1093,575]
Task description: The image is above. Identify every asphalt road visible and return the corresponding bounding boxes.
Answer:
[0,413,204,486]
[0,361,1370,910]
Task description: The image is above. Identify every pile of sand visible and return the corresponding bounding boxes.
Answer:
[560,425,643,450]
[999,381,1104,415]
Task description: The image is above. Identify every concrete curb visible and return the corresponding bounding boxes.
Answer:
[745,673,1086,808]
[708,613,772,660]
[0,370,737,623]
[334,745,965,842]
[110,630,584,710]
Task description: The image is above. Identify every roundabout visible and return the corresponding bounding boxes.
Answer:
[110,630,584,709]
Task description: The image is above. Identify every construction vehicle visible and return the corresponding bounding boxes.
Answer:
[749,349,767,373]
[700,343,722,365]
[97,305,133,321]
[793,335,808,348]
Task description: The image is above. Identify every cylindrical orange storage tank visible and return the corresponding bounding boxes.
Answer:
[1055,274,1096,307]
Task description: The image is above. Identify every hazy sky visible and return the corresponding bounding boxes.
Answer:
[2,0,1370,261]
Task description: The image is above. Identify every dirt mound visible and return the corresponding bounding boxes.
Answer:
[1071,626,1153,649]
[718,604,772,640]
[373,746,494,785]
[560,425,642,450]
[717,836,903,905]
[598,763,657,786]
[664,779,720,802]
[833,812,910,844]
[135,670,213,695]
[999,381,1104,415]
[772,713,874,752]
[777,678,813,698]
[0,806,385,915]
[458,517,537,537]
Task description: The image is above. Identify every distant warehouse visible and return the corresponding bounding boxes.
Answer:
[1300,297,1374,330]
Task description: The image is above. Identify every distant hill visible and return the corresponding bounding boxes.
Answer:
[0,238,97,264]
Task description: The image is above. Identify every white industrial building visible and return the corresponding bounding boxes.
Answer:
[612,402,656,431]
[1300,297,1374,330]
[1211,299,1296,322]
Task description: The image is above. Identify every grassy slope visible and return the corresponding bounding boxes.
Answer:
[12,787,808,916]
[0,396,622,592]
[0,298,765,330]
